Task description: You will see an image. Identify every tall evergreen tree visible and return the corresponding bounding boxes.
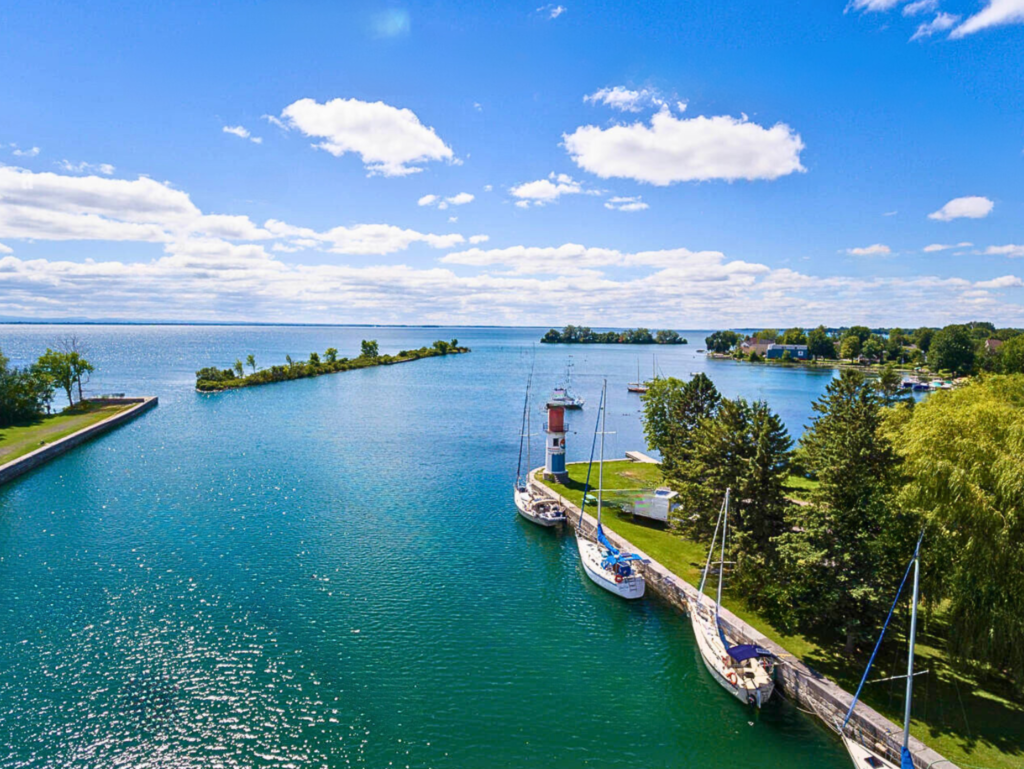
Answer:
[640,373,720,474]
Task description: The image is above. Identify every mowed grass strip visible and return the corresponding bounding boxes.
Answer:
[540,460,1024,769]
[0,402,132,466]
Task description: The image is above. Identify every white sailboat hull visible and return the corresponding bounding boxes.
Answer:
[514,487,565,527]
[689,602,774,707]
[841,734,899,769]
[576,533,645,599]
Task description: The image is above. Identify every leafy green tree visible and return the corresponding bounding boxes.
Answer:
[1000,335,1024,374]
[655,329,683,344]
[234,359,245,378]
[846,326,872,345]
[325,348,338,363]
[450,338,459,348]
[309,352,320,365]
[361,340,380,359]
[246,354,256,373]
[0,349,54,426]
[861,335,884,361]
[433,340,451,353]
[807,325,836,359]
[913,327,935,353]
[58,336,94,403]
[776,371,910,652]
[780,327,807,345]
[640,374,720,474]
[36,349,78,407]
[756,329,781,343]
[839,335,861,360]
[705,330,741,353]
[885,376,1024,692]
[929,324,976,375]
[285,354,293,367]
[875,363,903,406]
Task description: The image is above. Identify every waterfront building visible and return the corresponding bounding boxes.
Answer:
[765,343,811,360]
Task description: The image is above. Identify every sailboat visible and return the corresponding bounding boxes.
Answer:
[574,380,647,599]
[514,377,567,527]
[690,490,776,707]
[547,358,585,409]
[838,533,925,769]
[627,356,657,394]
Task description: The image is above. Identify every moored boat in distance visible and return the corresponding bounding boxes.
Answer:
[548,358,585,409]
[514,375,566,527]
[690,489,776,707]
[574,380,647,599]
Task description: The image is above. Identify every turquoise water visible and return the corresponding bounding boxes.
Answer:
[0,325,851,768]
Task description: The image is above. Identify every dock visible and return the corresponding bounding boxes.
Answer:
[528,466,957,769]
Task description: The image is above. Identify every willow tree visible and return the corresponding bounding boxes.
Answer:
[885,375,1024,692]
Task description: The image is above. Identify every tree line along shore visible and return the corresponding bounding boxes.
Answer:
[195,338,470,392]
[541,325,686,345]
[613,368,1021,767]
[705,321,1023,378]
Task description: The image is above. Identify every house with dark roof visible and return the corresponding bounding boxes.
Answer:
[765,343,810,360]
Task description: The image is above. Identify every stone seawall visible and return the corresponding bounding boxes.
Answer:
[529,468,956,769]
[0,397,158,486]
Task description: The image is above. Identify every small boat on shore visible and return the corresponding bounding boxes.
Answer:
[514,376,566,527]
[575,380,647,599]
[690,490,776,707]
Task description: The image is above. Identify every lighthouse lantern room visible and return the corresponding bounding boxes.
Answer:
[544,404,568,483]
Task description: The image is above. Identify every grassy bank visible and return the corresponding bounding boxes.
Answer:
[0,401,133,466]
[540,460,1024,769]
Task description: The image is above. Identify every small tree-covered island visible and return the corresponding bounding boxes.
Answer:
[541,325,686,345]
[195,339,469,392]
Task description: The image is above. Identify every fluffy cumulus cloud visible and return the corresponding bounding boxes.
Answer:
[975,275,1024,289]
[928,196,994,221]
[538,4,566,19]
[911,12,961,39]
[951,0,1024,37]
[583,86,664,112]
[564,106,805,185]
[11,146,40,157]
[56,160,116,175]
[604,196,649,212]
[510,173,597,207]
[847,244,892,256]
[280,97,454,177]
[223,125,262,144]
[986,244,1024,257]
[0,242,12,254]
[418,192,474,210]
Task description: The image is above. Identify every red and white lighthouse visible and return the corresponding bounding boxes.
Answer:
[544,404,568,482]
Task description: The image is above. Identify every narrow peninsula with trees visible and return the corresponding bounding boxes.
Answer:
[195,339,470,392]
[541,326,686,345]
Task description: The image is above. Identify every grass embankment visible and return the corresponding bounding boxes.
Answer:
[196,345,470,393]
[541,460,1024,769]
[0,401,132,466]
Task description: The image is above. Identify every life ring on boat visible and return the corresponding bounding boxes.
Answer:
[615,574,624,584]
[721,655,730,666]
[726,670,738,686]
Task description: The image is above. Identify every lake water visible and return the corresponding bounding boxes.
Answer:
[0,325,851,768]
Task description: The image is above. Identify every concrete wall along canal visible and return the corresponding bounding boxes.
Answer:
[528,467,957,769]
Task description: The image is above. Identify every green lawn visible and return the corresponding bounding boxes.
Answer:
[0,402,132,466]
[541,461,1024,769]
[784,473,819,502]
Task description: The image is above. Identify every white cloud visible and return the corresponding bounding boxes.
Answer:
[924,242,973,252]
[847,244,892,256]
[12,146,40,157]
[563,106,805,185]
[951,0,1024,37]
[604,196,649,212]
[468,235,489,244]
[447,192,474,206]
[911,12,961,39]
[370,8,411,38]
[264,219,464,255]
[986,244,1024,257]
[262,114,288,130]
[418,192,474,210]
[975,275,1024,288]
[583,86,663,112]
[928,196,994,221]
[0,243,12,254]
[56,160,116,175]
[223,125,262,144]
[483,184,493,192]
[846,0,905,12]
[281,97,454,177]
[510,173,596,207]
[538,4,566,19]
[418,194,438,206]
[903,0,938,15]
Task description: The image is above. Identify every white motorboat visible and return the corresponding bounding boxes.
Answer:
[690,490,776,707]
[547,359,584,409]
[574,379,647,600]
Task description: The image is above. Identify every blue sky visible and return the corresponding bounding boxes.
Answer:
[1,0,1022,326]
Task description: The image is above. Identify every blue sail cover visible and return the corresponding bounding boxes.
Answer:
[901,746,914,769]
[596,524,620,555]
[727,644,774,662]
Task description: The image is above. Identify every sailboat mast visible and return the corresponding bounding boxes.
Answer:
[597,379,606,525]
[516,377,529,483]
[903,542,921,751]
[716,488,730,618]
[526,381,532,474]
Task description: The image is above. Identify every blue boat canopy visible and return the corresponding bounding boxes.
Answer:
[727,644,775,662]
[596,524,620,555]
